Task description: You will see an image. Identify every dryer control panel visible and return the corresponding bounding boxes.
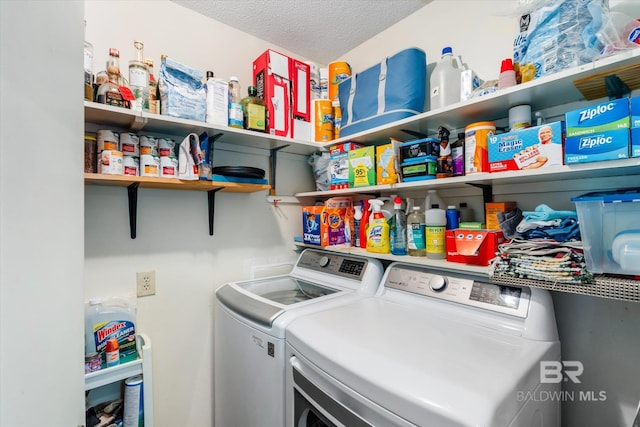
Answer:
[296,250,367,281]
[384,264,531,318]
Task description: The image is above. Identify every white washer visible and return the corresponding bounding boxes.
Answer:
[285,262,561,427]
[214,248,384,427]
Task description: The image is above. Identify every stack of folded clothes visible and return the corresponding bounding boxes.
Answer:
[492,204,594,284]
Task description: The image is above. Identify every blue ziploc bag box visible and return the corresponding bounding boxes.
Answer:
[564,98,630,164]
[631,97,640,157]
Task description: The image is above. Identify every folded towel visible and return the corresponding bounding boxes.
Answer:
[522,204,577,222]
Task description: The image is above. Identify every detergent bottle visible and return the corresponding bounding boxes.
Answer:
[430,47,464,110]
[366,199,390,253]
[389,196,407,256]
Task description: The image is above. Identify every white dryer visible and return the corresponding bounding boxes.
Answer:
[214,248,384,427]
[285,262,561,427]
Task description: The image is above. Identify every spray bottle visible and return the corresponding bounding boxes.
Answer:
[359,199,370,249]
[353,203,363,247]
[389,196,407,255]
[366,199,390,253]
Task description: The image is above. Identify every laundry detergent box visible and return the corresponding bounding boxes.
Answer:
[488,121,564,172]
[632,97,640,157]
[322,197,354,246]
[564,98,630,164]
[302,206,323,245]
[348,146,376,187]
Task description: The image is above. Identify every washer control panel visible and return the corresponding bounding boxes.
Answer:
[384,264,530,318]
[297,250,367,280]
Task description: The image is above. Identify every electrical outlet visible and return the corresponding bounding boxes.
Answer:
[136,270,156,297]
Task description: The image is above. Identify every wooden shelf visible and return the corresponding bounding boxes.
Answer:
[84,173,270,193]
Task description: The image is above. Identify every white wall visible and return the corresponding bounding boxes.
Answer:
[337,1,640,426]
[84,1,314,426]
[0,1,86,426]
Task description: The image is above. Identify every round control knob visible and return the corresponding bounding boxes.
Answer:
[429,275,447,292]
[318,256,330,267]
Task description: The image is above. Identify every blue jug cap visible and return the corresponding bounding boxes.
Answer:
[442,47,452,55]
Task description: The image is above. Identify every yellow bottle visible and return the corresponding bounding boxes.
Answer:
[366,200,390,254]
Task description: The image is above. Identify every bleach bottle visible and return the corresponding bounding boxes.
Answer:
[366,199,390,254]
[85,297,138,368]
[430,47,464,110]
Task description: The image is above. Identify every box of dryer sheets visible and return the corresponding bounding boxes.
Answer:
[631,97,639,157]
[564,98,630,164]
[329,142,362,190]
[348,146,376,187]
[488,122,564,172]
[376,143,399,185]
[446,229,504,266]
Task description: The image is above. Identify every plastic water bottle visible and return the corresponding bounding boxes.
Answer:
[407,206,426,257]
[430,47,464,110]
[390,196,407,256]
[228,76,243,129]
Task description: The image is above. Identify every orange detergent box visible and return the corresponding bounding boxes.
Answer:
[302,198,353,246]
[446,229,504,265]
[485,201,517,231]
[376,143,399,185]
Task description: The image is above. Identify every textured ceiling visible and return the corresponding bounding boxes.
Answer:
[170,0,431,64]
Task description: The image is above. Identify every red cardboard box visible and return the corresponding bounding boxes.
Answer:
[253,50,310,139]
[446,229,504,266]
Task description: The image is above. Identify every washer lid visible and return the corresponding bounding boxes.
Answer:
[286,297,560,426]
[217,276,339,327]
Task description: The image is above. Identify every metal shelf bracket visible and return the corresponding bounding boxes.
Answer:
[208,188,223,236]
[269,145,290,196]
[127,182,140,239]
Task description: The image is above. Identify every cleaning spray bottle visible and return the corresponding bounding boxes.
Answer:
[366,199,390,254]
[353,203,363,247]
[389,196,407,255]
[359,199,370,249]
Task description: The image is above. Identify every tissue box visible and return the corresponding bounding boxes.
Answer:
[488,122,564,172]
[446,230,504,266]
[564,98,630,164]
[571,188,640,275]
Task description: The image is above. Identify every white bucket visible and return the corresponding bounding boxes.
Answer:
[123,155,139,176]
[160,156,178,178]
[97,129,119,152]
[120,133,140,156]
[98,150,123,175]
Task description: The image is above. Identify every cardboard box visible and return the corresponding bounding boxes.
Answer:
[348,146,376,187]
[329,142,363,156]
[488,122,564,172]
[329,152,349,190]
[485,202,517,231]
[302,206,323,245]
[376,143,399,185]
[446,229,504,266]
[564,98,630,164]
[631,97,640,158]
[253,49,311,138]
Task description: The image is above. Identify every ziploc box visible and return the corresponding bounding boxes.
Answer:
[348,146,376,188]
[631,97,640,157]
[446,229,504,266]
[564,98,630,164]
[376,143,399,185]
[488,121,564,172]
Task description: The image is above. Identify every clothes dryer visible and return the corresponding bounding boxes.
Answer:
[286,262,561,427]
[214,248,384,427]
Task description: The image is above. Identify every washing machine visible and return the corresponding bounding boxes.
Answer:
[214,248,384,427]
[285,262,561,427]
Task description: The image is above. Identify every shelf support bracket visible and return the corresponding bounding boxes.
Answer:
[207,188,223,236]
[127,182,140,239]
[604,74,630,100]
[466,183,493,219]
[269,145,289,196]
[130,114,148,132]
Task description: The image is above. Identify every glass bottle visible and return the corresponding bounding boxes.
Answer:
[228,76,243,129]
[83,20,93,101]
[144,58,158,114]
[129,40,149,112]
[96,48,126,108]
[241,85,266,132]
